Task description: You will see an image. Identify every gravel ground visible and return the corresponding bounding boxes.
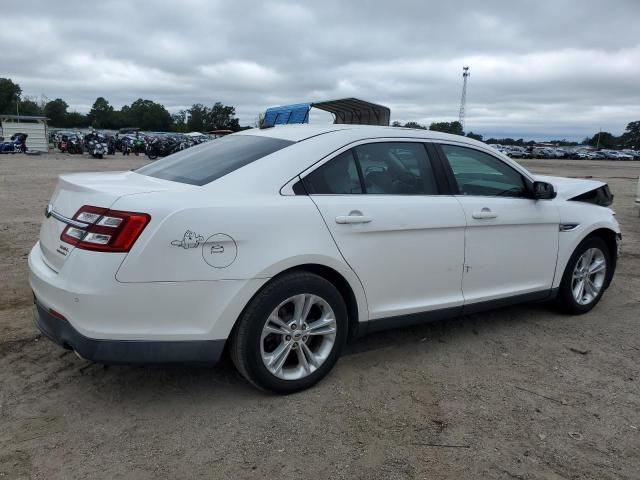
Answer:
[0,152,638,479]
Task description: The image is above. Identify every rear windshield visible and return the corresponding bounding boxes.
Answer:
[135,135,294,186]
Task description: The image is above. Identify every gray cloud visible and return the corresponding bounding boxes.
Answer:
[3,0,639,139]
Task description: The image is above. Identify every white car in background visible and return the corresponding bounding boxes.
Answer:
[29,125,621,393]
[636,176,640,215]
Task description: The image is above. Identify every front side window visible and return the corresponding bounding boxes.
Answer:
[303,142,438,195]
[440,144,528,197]
[136,135,293,186]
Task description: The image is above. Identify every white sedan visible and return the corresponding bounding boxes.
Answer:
[29,125,621,393]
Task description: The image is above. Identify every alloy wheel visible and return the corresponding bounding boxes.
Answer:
[260,294,337,380]
[571,247,606,305]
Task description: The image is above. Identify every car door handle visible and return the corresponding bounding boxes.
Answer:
[335,211,373,224]
[472,208,498,220]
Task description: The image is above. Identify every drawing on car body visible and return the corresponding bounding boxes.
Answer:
[171,230,204,249]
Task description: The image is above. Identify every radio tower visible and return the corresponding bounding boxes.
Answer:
[458,66,470,131]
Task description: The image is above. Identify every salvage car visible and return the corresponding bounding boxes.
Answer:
[29,125,621,393]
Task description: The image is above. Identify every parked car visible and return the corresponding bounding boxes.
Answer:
[599,150,623,160]
[612,151,634,161]
[570,150,595,160]
[505,146,528,158]
[621,149,640,160]
[29,126,621,393]
[532,148,556,159]
[636,176,640,216]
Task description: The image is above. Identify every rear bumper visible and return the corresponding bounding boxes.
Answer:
[34,300,225,365]
[28,241,266,342]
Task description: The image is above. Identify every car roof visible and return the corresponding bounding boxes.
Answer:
[234,124,488,148]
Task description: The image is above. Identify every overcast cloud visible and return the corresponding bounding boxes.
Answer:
[3,0,640,139]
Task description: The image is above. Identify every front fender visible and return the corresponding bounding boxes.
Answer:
[552,204,620,288]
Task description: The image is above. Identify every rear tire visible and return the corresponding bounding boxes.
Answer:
[230,271,348,394]
[557,237,610,314]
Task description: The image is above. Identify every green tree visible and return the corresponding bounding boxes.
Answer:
[65,111,88,128]
[186,103,209,131]
[0,78,21,114]
[429,121,464,136]
[466,131,483,141]
[403,121,427,130]
[43,99,69,126]
[122,99,172,131]
[620,121,640,148]
[588,131,619,149]
[391,120,402,127]
[18,97,43,116]
[207,102,240,131]
[171,111,188,132]
[87,97,114,128]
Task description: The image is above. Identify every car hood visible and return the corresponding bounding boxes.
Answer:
[534,175,606,200]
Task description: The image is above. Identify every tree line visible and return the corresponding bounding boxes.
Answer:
[0,77,242,132]
[2,76,640,146]
[392,119,640,149]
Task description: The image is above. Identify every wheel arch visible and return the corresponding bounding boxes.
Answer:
[285,264,362,342]
[229,263,367,345]
[555,226,619,290]
[581,227,618,288]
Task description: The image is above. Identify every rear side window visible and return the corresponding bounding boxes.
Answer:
[355,142,437,195]
[136,135,293,186]
[304,151,362,194]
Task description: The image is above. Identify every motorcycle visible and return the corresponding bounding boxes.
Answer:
[146,136,180,160]
[68,134,83,154]
[84,132,108,159]
[120,136,133,155]
[58,134,69,153]
[107,136,116,155]
[132,137,146,156]
[0,133,28,154]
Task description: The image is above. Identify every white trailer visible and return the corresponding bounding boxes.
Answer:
[0,115,49,153]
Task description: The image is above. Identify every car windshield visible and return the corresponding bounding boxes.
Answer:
[135,134,294,186]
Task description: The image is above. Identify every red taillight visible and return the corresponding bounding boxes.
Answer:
[60,205,151,253]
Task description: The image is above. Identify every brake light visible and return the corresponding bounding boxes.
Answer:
[60,205,151,252]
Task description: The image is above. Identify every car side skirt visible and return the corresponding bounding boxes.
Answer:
[358,288,558,336]
[34,301,225,365]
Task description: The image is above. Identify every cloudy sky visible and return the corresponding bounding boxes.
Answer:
[3,0,640,140]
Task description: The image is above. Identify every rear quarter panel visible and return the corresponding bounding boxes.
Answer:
[114,192,343,281]
[112,190,369,323]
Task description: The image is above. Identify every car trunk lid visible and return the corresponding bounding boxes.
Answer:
[40,171,189,272]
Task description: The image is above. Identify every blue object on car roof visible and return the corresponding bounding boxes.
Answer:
[261,98,391,128]
[262,103,311,128]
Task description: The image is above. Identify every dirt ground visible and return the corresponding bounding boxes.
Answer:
[0,152,638,479]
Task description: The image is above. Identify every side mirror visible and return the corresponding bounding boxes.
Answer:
[532,181,556,200]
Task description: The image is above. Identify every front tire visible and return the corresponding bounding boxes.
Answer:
[557,237,610,314]
[230,271,348,394]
